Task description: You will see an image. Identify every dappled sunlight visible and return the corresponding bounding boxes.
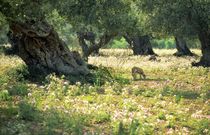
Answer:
[0,49,209,134]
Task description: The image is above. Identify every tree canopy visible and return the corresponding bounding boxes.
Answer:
[138,0,210,37]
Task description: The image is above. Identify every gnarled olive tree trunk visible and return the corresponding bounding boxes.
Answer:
[174,36,194,56]
[9,20,89,75]
[193,29,210,67]
[124,34,156,55]
[77,32,116,61]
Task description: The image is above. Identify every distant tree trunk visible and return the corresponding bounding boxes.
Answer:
[124,34,156,55]
[9,20,89,75]
[174,36,194,56]
[193,30,210,67]
[77,32,116,61]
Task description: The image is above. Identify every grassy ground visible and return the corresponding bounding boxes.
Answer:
[0,49,209,135]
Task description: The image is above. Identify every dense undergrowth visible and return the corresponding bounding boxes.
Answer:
[0,49,209,135]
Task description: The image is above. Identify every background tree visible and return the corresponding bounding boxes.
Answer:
[123,2,156,55]
[139,0,210,66]
[51,0,130,60]
[174,36,194,56]
[53,0,156,58]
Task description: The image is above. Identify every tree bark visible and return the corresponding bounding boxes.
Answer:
[193,30,210,67]
[174,36,194,56]
[124,35,156,55]
[9,20,89,75]
[77,32,116,60]
[5,31,19,55]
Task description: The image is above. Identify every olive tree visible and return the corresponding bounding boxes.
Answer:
[139,0,210,66]
[123,2,156,55]
[0,0,89,75]
[51,0,131,60]
[53,0,156,58]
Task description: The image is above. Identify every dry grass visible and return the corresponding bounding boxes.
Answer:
[0,54,24,75]
[89,49,201,70]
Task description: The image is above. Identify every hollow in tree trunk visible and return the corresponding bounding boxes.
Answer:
[174,36,194,56]
[9,20,89,76]
[124,35,156,55]
[77,32,116,61]
[193,30,210,67]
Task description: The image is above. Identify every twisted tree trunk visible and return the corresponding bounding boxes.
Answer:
[174,36,194,56]
[77,32,116,60]
[9,20,89,75]
[124,34,156,55]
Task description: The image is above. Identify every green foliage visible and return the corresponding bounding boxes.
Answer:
[195,119,210,135]
[46,74,66,91]
[112,82,124,95]
[107,38,128,49]
[161,86,200,99]
[94,112,111,124]
[139,0,210,37]
[200,85,210,102]
[114,119,154,135]
[166,121,175,129]
[8,83,28,96]
[115,122,126,135]
[0,10,8,45]
[52,0,131,33]
[18,101,37,121]
[128,119,140,135]
[0,90,11,101]
[114,76,131,85]
[158,112,166,120]
[47,10,78,49]
[71,83,97,96]
[174,94,182,103]
[133,88,156,97]
[91,65,114,86]
[6,65,29,82]
[161,86,174,96]
[152,38,175,49]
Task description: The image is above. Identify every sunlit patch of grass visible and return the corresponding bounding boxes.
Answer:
[0,54,24,73]
[90,49,203,73]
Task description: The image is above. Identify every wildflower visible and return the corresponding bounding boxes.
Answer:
[39,86,45,89]
[28,93,32,97]
[204,129,209,134]
[63,81,69,85]
[76,82,81,86]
